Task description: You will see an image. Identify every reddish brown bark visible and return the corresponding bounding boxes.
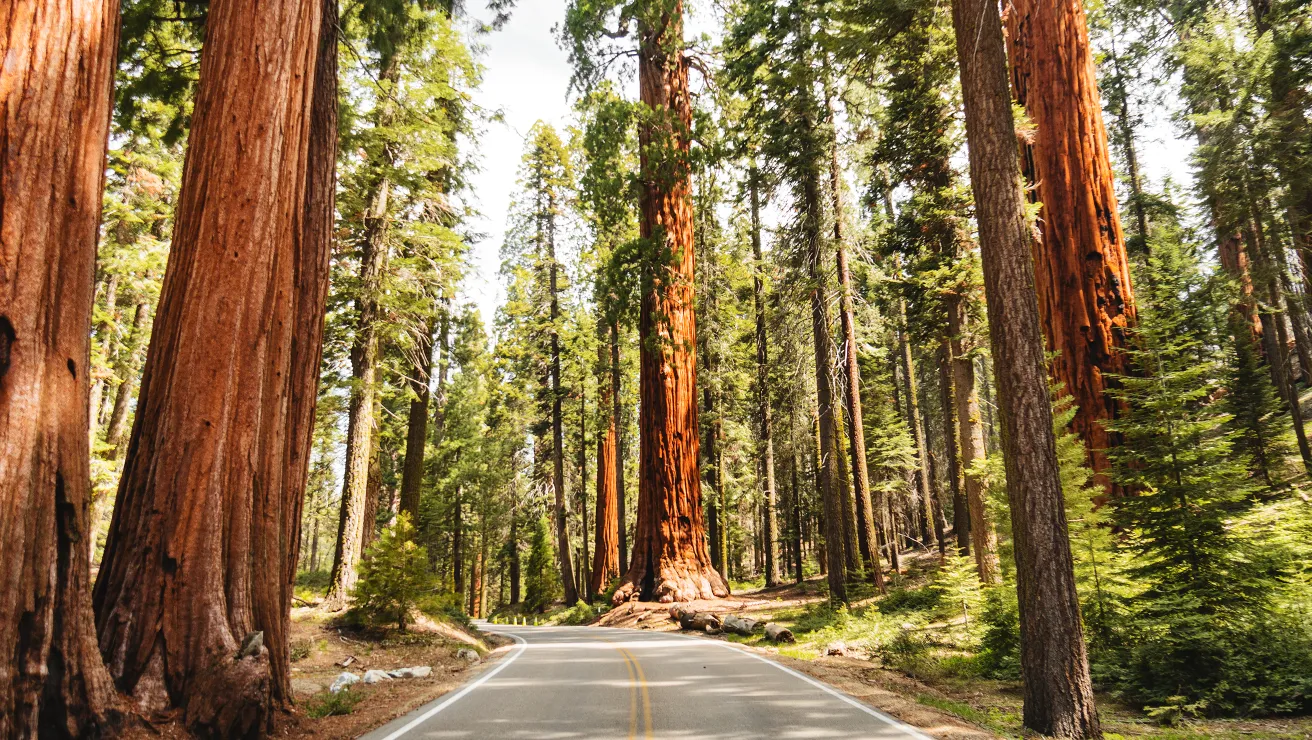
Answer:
[0,0,123,735]
[91,0,329,732]
[1006,0,1138,496]
[592,341,621,595]
[954,0,1101,733]
[613,4,728,604]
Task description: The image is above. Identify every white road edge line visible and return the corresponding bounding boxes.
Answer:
[659,628,938,740]
[375,632,528,740]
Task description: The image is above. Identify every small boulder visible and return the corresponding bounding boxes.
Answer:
[362,669,392,684]
[456,648,481,664]
[329,672,360,693]
[238,631,264,659]
[388,666,433,679]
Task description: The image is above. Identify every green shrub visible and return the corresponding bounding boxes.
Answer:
[524,516,561,613]
[877,586,941,615]
[349,513,431,631]
[417,589,469,628]
[977,585,1020,680]
[305,690,364,718]
[558,600,598,625]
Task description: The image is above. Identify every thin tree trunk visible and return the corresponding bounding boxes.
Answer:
[832,392,861,575]
[750,169,782,587]
[93,0,332,729]
[452,484,464,600]
[947,299,1001,583]
[827,78,882,591]
[1006,0,1137,499]
[400,318,437,519]
[939,337,969,556]
[898,306,935,550]
[613,3,727,604]
[104,301,150,455]
[1,0,123,732]
[953,0,1101,732]
[612,321,627,574]
[548,192,578,604]
[509,510,521,605]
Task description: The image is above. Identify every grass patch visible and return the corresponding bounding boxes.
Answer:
[916,694,1020,735]
[305,690,365,719]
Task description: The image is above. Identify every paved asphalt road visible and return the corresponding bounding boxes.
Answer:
[361,623,936,740]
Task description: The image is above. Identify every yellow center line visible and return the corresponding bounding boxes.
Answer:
[616,646,639,740]
[617,647,653,739]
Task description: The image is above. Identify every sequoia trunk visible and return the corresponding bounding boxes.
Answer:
[613,4,728,604]
[92,0,331,732]
[592,341,621,594]
[0,0,123,734]
[1006,0,1137,497]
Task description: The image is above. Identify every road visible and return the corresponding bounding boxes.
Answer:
[362,623,936,740]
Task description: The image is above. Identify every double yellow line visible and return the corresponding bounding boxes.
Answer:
[614,646,653,740]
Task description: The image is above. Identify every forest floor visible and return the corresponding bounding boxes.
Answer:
[582,551,1312,740]
[270,606,510,739]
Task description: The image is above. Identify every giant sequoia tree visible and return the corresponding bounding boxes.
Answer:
[0,1,123,735]
[91,0,334,732]
[1006,0,1138,495]
[567,0,728,604]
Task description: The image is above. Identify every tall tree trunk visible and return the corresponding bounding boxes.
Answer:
[548,197,579,605]
[611,322,627,574]
[827,79,882,591]
[953,0,1101,733]
[592,340,621,595]
[0,0,123,734]
[326,133,393,609]
[939,338,969,556]
[790,447,805,583]
[750,169,782,587]
[92,0,333,730]
[1006,0,1137,499]
[579,383,592,601]
[613,3,728,604]
[452,484,464,600]
[804,164,848,605]
[399,319,437,519]
[104,301,151,455]
[947,299,1001,583]
[509,510,521,605]
[897,306,935,550]
[832,394,861,575]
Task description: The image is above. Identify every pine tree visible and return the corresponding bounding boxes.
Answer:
[525,516,563,613]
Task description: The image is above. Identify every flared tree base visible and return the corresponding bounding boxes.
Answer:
[612,556,729,605]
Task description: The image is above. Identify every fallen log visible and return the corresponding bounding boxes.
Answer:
[764,623,794,643]
[722,614,762,636]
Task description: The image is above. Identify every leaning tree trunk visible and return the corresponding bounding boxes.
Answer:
[592,340,621,595]
[947,297,1001,583]
[92,0,333,732]
[0,1,123,735]
[750,170,782,587]
[399,319,436,519]
[1006,0,1137,498]
[613,4,728,604]
[952,0,1101,734]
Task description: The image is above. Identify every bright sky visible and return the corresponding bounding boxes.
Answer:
[463,0,575,327]
[460,0,1196,328]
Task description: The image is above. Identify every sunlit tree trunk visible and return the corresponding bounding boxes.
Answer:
[1006,0,1137,498]
[612,322,628,573]
[92,0,332,731]
[613,2,727,604]
[0,0,123,734]
[939,338,969,556]
[947,299,1000,583]
[400,319,436,519]
[592,340,621,595]
[954,0,1101,733]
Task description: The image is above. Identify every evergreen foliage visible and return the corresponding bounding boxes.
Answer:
[351,514,434,631]
[525,516,562,613]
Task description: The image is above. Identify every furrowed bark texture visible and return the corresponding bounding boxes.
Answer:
[953,0,1101,735]
[614,5,728,604]
[1006,0,1137,496]
[399,321,435,519]
[91,0,326,733]
[0,0,122,735]
[592,341,621,595]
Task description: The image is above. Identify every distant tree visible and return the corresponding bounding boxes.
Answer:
[525,516,563,613]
